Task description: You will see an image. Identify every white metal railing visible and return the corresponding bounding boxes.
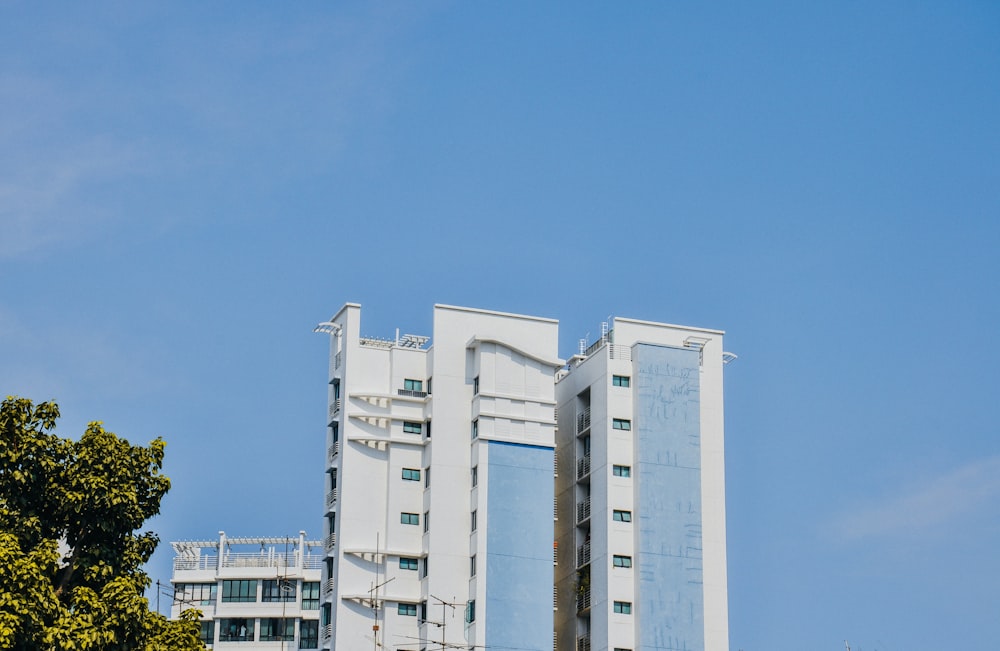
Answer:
[553,497,558,521]
[577,634,592,651]
[360,336,394,349]
[576,498,591,524]
[325,533,337,552]
[608,344,631,361]
[328,399,341,421]
[554,544,558,565]
[553,586,558,610]
[328,442,339,461]
[553,449,558,477]
[173,556,216,571]
[326,489,338,510]
[397,388,428,398]
[577,407,591,434]
[321,624,332,642]
[334,351,342,369]
[303,556,323,570]
[322,577,335,596]
[577,589,591,612]
[577,455,591,480]
[577,542,591,568]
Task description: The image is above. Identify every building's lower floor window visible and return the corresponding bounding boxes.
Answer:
[612,555,633,568]
[199,621,214,645]
[465,599,476,623]
[613,601,632,614]
[260,618,294,641]
[399,557,419,570]
[300,620,319,649]
[398,603,418,616]
[401,512,420,525]
[219,618,254,641]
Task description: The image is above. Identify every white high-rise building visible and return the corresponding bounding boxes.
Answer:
[553,318,731,651]
[316,303,562,651]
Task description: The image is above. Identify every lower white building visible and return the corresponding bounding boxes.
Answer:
[170,532,323,649]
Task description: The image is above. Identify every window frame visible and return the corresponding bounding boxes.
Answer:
[398,603,418,617]
[262,579,297,603]
[612,375,631,387]
[403,379,423,392]
[401,512,420,526]
[613,600,633,614]
[399,557,419,571]
[402,467,421,481]
[612,555,633,568]
[613,509,632,523]
[301,581,320,610]
[403,421,423,434]
[612,418,632,431]
[221,579,257,603]
[612,464,631,478]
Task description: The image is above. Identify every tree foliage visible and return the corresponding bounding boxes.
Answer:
[0,396,203,650]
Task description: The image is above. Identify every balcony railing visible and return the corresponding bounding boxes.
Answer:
[576,588,591,612]
[577,407,591,434]
[322,577,335,597]
[321,624,332,642]
[397,388,428,398]
[608,344,632,361]
[577,635,592,651]
[334,351,342,369]
[554,497,558,521]
[576,499,591,524]
[576,542,591,568]
[328,399,341,422]
[577,455,591,480]
[325,533,337,552]
[553,449,558,477]
[553,586,558,610]
[328,442,339,462]
[325,489,338,511]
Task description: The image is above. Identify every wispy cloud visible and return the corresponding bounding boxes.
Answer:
[827,456,1000,542]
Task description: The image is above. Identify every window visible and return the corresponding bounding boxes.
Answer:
[427,377,432,394]
[614,601,633,614]
[613,555,633,568]
[399,557,419,571]
[470,554,476,577]
[424,467,431,487]
[473,376,480,394]
[471,465,478,487]
[262,579,296,602]
[402,468,421,481]
[420,601,428,621]
[401,512,420,525]
[471,419,478,439]
[614,648,634,651]
[420,557,429,578]
[403,421,422,434]
[175,583,216,606]
[612,375,630,387]
[404,379,423,392]
[199,621,215,645]
[398,603,418,616]
[471,509,477,532]
[613,465,631,478]
[300,620,319,649]
[302,581,320,610]
[423,511,430,532]
[331,422,339,442]
[465,599,476,623]
[425,420,431,438]
[221,579,257,602]
[260,618,294,641]
[612,418,632,431]
[219,617,254,641]
[613,510,632,522]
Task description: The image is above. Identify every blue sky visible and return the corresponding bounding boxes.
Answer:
[2,2,998,649]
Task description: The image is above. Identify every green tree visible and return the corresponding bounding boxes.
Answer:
[0,396,204,650]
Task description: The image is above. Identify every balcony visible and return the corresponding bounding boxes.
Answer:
[553,586,558,611]
[325,489,338,512]
[577,635,592,651]
[576,588,591,613]
[328,399,341,422]
[576,498,591,524]
[397,388,428,399]
[576,542,591,568]
[322,577,335,598]
[334,351,342,369]
[577,455,591,480]
[554,497,558,521]
[328,442,339,462]
[577,407,591,434]
[553,449,558,477]
[321,624,332,643]
[325,533,337,553]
